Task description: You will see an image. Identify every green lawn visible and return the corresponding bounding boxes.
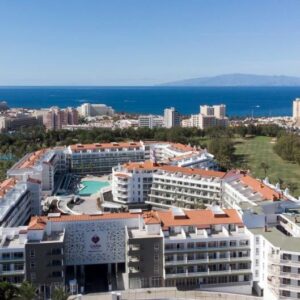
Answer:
[234,136,300,197]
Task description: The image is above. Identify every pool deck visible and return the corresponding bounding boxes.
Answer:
[70,196,101,214]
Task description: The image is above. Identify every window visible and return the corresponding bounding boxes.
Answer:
[30,272,36,281]
[176,255,184,261]
[219,241,227,247]
[187,243,194,249]
[2,253,10,260]
[282,290,291,297]
[255,259,259,267]
[52,271,62,278]
[154,243,159,250]
[154,263,159,275]
[51,248,62,255]
[52,260,62,266]
[283,266,291,273]
[2,263,10,271]
[240,240,249,246]
[30,262,35,269]
[196,242,206,248]
[283,254,292,261]
[14,263,24,271]
[13,252,23,259]
[282,278,291,285]
[30,249,35,258]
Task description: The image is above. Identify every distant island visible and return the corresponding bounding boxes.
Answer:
[161,73,300,87]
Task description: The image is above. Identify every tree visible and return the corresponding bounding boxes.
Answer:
[17,281,36,300]
[0,281,19,300]
[286,182,298,195]
[52,287,69,300]
[208,138,235,170]
[260,162,269,178]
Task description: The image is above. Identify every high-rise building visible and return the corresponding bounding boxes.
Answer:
[43,107,78,130]
[200,105,214,116]
[213,104,226,118]
[77,103,115,117]
[163,107,180,128]
[293,98,300,124]
[138,115,164,129]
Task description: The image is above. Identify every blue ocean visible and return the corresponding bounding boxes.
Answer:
[0,86,299,117]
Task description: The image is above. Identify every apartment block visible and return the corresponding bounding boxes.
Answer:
[66,142,146,175]
[164,107,180,128]
[43,107,78,130]
[148,166,224,209]
[77,103,115,117]
[0,227,26,284]
[138,115,164,129]
[293,98,300,125]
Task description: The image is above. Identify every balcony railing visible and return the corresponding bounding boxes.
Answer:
[165,268,251,279]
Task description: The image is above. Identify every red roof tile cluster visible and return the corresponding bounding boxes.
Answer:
[70,142,142,151]
[156,209,243,229]
[240,175,282,201]
[0,178,17,197]
[19,149,47,169]
[119,161,225,178]
[28,212,140,230]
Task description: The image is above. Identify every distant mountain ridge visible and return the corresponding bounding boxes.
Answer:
[161,74,300,87]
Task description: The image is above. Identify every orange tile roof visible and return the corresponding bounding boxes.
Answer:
[70,142,142,151]
[171,143,194,152]
[240,175,282,201]
[123,160,158,171]
[158,165,226,178]
[0,178,17,197]
[114,173,130,178]
[28,212,140,230]
[18,149,47,169]
[120,161,224,178]
[143,211,161,224]
[28,217,47,230]
[156,209,243,228]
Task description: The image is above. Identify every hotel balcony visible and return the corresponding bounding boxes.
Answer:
[128,267,139,274]
[0,269,25,276]
[164,268,251,279]
[164,244,250,253]
[165,256,251,266]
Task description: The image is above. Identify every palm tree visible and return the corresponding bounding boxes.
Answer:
[17,281,36,300]
[0,281,19,300]
[260,162,269,177]
[52,287,69,300]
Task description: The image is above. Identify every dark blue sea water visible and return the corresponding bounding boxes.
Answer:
[0,86,299,117]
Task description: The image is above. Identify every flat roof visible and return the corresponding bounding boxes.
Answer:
[249,227,300,252]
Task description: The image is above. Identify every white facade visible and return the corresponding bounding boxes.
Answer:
[164,107,180,128]
[77,103,115,117]
[138,115,164,129]
[0,227,27,283]
[293,98,300,124]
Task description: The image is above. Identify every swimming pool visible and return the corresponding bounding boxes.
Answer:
[77,180,110,196]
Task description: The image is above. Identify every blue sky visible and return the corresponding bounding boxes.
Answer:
[0,0,300,85]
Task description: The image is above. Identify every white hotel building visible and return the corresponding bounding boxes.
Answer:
[0,141,300,298]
